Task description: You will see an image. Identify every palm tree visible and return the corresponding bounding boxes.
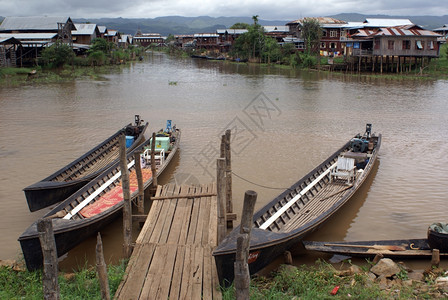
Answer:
[252,15,259,25]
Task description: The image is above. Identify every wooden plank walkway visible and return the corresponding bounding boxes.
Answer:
[115,183,222,300]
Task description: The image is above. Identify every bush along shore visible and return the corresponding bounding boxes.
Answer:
[2,256,448,299]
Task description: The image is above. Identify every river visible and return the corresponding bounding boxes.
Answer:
[1,52,448,270]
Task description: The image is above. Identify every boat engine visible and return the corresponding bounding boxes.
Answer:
[350,138,369,152]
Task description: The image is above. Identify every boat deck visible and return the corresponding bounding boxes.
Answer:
[115,183,222,300]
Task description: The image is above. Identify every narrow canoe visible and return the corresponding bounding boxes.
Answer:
[303,238,448,258]
[23,115,148,212]
[19,122,180,271]
[213,124,381,285]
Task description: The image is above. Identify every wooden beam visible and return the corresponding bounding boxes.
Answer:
[96,233,111,300]
[134,150,144,215]
[120,135,132,259]
[217,158,226,244]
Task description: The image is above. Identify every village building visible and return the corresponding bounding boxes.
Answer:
[133,33,164,47]
[119,34,132,48]
[97,26,108,39]
[72,23,100,45]
[193,33,219,51]
[105,30,121,46]
[216,29,247,52]
[433,24,448,39]
[286,17,347,56]
[0,16,75,66]
[174,34,196,48]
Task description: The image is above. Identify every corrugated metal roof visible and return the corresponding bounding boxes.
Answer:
[194,33,219,37]
[216,29,248,34]
[72,23,97,35]
[375,25,441,37]
[0,33,57,40]
[263,26,289,32]
[0,16,72,31]
[364,18,413,27]
[287,17,347,25]
[97,26,107,34]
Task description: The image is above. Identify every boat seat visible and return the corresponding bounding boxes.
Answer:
[330,157,356,185]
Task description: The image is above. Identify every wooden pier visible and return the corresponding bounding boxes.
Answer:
[115,182,222,300]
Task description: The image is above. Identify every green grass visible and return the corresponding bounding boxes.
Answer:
[222,260,421,300]
[0,260,127,299]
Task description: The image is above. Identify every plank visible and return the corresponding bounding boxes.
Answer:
[179,245,193,299]
[211,254,222,300]
[135,199,163,244]
[139,245,168,299]
[115,243,157,300]
[186,196,201,245]
[155,244,178,299]
[158,197,178,244]
[178,198,194,245]
[201,186,212,246]
[202,245,213,300]
[166,197,188,244]
[169,245,186,299]
[209,182,218,247]
[194,186,207,244]
[191,245,204,299]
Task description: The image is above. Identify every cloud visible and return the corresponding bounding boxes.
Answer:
[0,0,447,19]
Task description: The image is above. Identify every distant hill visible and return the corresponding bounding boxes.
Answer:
[73,16,289,36]
[330,13,448,29]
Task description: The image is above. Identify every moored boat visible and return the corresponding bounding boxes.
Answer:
[427,222,448,252]
[19,121,180,271]
[213,124,381,285]
[23,115,148,212]
[303,238,448,258]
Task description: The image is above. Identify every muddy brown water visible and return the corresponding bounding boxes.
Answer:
[1,52,448,271]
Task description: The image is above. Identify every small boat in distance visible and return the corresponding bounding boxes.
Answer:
[303,238,448,259]
[213,124,381,285]
[19,120,180,271]
[23,115,148,212]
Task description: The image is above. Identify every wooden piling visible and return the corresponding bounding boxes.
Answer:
[96,233,111,300]
[134,150,144,215]
[284,251,293,265]
[150,132,157,191]
[234,190,257,300]
[217,158,227,244]
[119,135,132,258]
[431,249,440,268]
[225,129,234,228]
[37,218,60,300]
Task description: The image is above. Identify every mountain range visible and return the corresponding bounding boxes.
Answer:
[2,14,447,36]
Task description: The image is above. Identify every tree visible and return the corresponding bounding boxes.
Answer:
[40,41,75,67]
[88,38,113,55]
[301,18,322,55]
[230,23,250,29]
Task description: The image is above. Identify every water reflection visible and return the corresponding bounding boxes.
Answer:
[1,53,448,271]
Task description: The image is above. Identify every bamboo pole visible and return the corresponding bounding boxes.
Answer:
[96,233,110,300]
[150,132,157,192]
[119,135,132,258]
[234,190,257,300]
[225,129,233,229]
[37,218,60,300]
[217,158,227,244]
[134,150,144,215]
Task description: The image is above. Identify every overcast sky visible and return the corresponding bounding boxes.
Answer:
[1,0,447,20]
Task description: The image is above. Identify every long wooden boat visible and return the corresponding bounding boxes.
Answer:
[213,124,381,285]
[19,121,180,270]
[23,115,148,212]
[303,238,448,258]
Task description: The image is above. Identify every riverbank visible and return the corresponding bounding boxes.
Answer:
[2,256,447,299]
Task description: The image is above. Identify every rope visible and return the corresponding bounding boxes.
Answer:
[231,171,294,191]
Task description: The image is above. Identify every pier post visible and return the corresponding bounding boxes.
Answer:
[37,218,60,300]
[224,129,234,228]
[431,249,440,268]
[119,135,132,258]
[217,158,227,244]
[150,132,157,192]
[96,233,111,300]
[134,150,144,215]
[234,190,257,300]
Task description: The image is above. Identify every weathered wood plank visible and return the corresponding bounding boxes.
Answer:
[179,245,193,299]
[155,244,178,299]
[209,182,218,247]
[191,245,204,299]
[169,245,186,299]
[202,245,213,300]
[140,245,167,299]
[186,195,201,245]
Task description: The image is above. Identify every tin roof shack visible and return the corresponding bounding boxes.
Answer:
[133,33,164,47]
[98,26,108,39]
[286,17,347,56]
[174,35,195,48]
[72,23,100,45]
[263,26,289,43]
[119,34,132,48]
[194,33,219,52]
[348,24,441,73]
[105,30,121,46]
[0,37,22,67]
[433,24,448,39]
[216,29,247,52]
[0,16,75,66]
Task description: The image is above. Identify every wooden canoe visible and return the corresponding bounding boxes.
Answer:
[23,115,148,212]
[19,122,180,271]
[213,124,381,285]
[303,238,448,258]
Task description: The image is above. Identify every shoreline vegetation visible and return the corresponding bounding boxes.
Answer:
[1,256,448,299]
[1,41,447,87]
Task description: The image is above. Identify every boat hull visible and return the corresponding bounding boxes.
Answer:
[23,120,148,212]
